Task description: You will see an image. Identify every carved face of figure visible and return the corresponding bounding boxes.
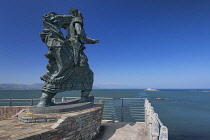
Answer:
[69,8,83,19]
[69,8,78,16]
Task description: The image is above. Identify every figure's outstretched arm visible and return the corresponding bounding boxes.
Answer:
[75,23,99,44]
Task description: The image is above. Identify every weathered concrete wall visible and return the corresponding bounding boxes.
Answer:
[15,103,104,140]
[0,106,31,118]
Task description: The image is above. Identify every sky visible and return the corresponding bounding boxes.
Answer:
[0,0,209,89]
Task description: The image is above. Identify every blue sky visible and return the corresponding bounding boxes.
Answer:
[0,0,209,89]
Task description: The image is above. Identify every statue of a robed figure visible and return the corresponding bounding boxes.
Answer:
[37,9,99,107]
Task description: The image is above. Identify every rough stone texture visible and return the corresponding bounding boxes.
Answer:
[0,106,31,118]
[18,112,61,123]
[0,103,104,140]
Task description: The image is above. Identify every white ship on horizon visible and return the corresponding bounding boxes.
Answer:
[144,88,159,91]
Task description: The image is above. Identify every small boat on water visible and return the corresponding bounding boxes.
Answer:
[154,98,171,100]
[144,88,159,91]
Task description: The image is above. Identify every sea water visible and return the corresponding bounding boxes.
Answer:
[0,89,210,140]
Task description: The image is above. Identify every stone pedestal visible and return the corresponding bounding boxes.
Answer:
[1,101,104,140]
[19,96,95,123]
[28,96,94,114]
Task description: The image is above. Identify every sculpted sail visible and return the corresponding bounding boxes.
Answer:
[37,9,99,107]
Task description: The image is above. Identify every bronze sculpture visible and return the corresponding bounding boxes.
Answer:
[37,9,99,107]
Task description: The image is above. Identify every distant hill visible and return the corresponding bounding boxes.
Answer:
[0,83,139,90]
[0,83,43,90]
[0,83,105,90]
[93,84,139,89]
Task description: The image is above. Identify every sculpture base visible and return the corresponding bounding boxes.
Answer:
[1,101,104,140]
[18,111,60,123]
[19,96,94,123]
[28,96,94,114]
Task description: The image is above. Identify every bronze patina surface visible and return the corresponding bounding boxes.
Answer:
[37,9,99,107]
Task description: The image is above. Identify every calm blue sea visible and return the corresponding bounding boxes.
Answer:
[0,89,210,140]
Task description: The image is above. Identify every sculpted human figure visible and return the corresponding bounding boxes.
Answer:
[67,9,99,66]
[37,9,99,107]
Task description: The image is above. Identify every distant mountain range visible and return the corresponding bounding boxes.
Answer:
[0,83,44,90]
[0,83,139,90]
[93,84,139,89]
